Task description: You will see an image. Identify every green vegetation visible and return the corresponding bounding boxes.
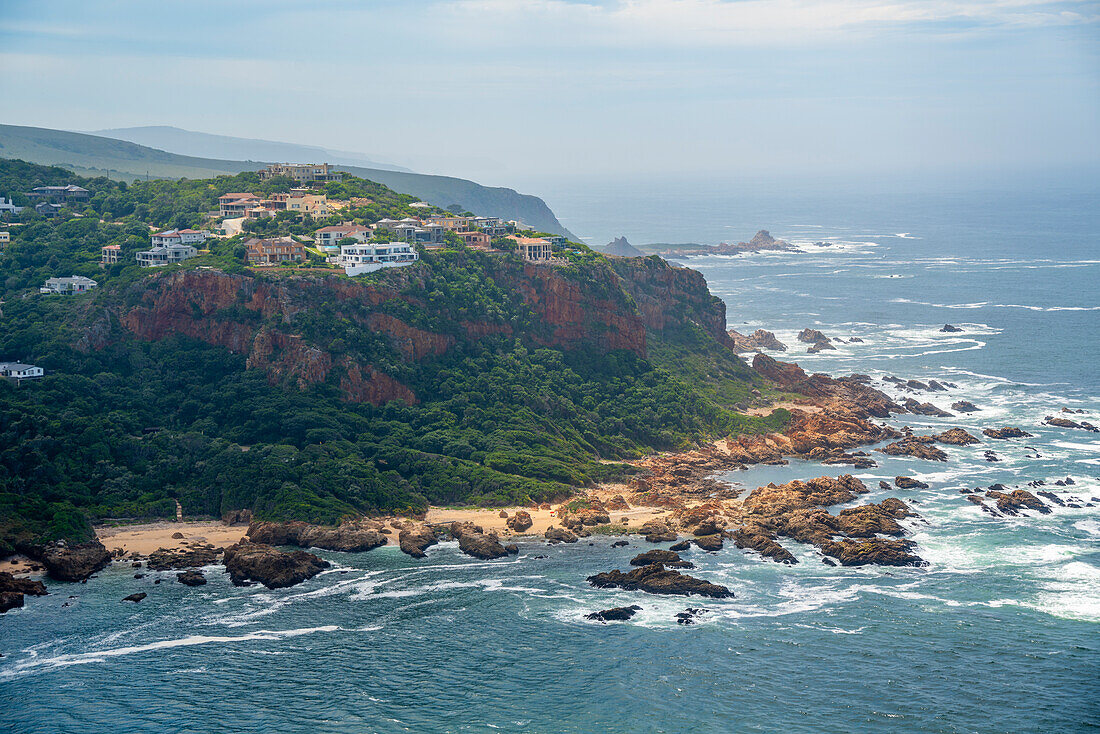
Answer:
[0,159,781,549]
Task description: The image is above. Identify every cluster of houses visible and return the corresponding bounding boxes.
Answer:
[100,228,214,268]
[0,186,91,218]
[218,190,330,222]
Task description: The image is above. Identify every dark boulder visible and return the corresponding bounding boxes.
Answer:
[41,541,112,582]
[983,426,1033,440]
[147,544,220,571]
[668,540,691,552]
[901,399,953,417]
[176,570,207,586]
[933,428,980,446]
[122,592,147,603]
[248,519,387,553]
[544,525,578,543]
[629,550,693,568]
[0,572,47,597]
[693,534,724,552]
[894,476,929,490]
[951,401,979,413]
[587,564,733,598]
[820,539,927,567]
[878,439,948,461]
[586,605,642,622]
[505,510,534,532]
[940,324,963,332]
[0,591,24,613]
[458,532,510,560]
[222,542,329,589]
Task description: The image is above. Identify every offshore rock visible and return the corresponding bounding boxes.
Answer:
[1044,416,1099,432]
[742,475,869,517]
[506,510,534,532]
[807,340,836,353]
[820,538,927,567]
[952,401,979,413]
[176,570,207,586]
[895,476,929,490]
[122,592,147,603]
[458,532,510,560]
[985,489,1050,516]
[731,527,798,564]
[797,329,831,344]
[940,324,963,332]
[0,591,25,613]
[933,428,980,445]
[41,541,112,582]
[728,328,787,353]
[398,523,438,558]
[587,564,733,599]
[877,439,948,461]
[544,526,579,543]
[147,544,220,571]
[630,550,693,568]
[693,534,724,552]
[0,572,47,597]
[983,426,1033,440]
[901,398,953,417]
[247,520,387,553]
[586,605,642,622]
[448,521,484,539]
[222,542,329,589]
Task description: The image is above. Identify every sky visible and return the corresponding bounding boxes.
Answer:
[1,0,1098,186]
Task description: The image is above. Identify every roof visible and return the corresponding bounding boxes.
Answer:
[508,236,550,245]
[315,224,371,233]
[220,192,257,200]
[102,244,121,250]
[0,362,40,371]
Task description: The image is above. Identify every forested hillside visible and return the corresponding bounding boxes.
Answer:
[0,160,781,553]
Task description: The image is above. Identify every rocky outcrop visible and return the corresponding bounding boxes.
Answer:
[901,399,952,417]
[123,592,148,602]
[601,236,647,258]
[630,550,692,568]
[807,340,836,353]
[940,324,963,332]
[41,541,112,582]
[147,543,220,571]
[639,520,678,543]
[877,439,948,461]
[176,570,207,586]
[586,605,642,622]
[1044,416,1099,432]
[731,527,797,564]
[983,427,1033,440]
[728,329,787,353]
[986,488,1050,516]
[742,475,869,516]
[605,495,630,511]
[222,542,329,589]
[544,526,578,543]
[797,329,831,345]
[247,519,387,553]
[933,428,980,445]
[458,532,510,560]
[894,476,929,490]
[587,564,733,598]
[0,572,48,613]
[952,401,979,413]
[693,534,723,552]
[505,510,533,532]
[398,524,438,558]
[820,539,927,567]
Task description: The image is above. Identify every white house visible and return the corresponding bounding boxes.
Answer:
[0,197,23,215]
[151,229,211,247]
[0,361,44,383]
[314,224,373,249]
[339,242,419,275]
[41,275,98,294]
[136,243,198,267]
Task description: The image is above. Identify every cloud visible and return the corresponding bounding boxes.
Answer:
[441,0,1100,44]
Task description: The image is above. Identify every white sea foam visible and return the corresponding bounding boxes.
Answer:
[0,626,343,680]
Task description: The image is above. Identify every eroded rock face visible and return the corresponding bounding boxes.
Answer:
[398,523,438,558]
[506,510,534,532]
[1044,416,1099,432]
[587,564,733,598]
[798,329,831,344]
[458,532,510,560]
[247,520,386,554]
[41,541,112,582]
[0,572,47,597]
[0,591,25,613]
[606,495,631,511]
[586,605,641,622]
[983,427,1033,440]
[222,542,329,589]
[742,475,869,516]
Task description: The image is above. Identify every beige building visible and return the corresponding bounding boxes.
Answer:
[258,163,343,183]
[508,236,553,262]
[101,244,121,266]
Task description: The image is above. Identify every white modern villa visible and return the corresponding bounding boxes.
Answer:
[40,275,98,294]
[0,361,44,384]
[339,242,419,275]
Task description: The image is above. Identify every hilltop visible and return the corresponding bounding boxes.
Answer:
[599,236,647,258]
[0,124,574,238]
[0,159,782,553]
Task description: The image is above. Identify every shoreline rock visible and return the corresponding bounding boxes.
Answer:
[222,542,329,589]
[587,564,733,598]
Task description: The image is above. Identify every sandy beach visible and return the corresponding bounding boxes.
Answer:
[96,521,248,556]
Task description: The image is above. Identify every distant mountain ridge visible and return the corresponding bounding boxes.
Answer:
[92,126,412,173]
[0,124,575,238]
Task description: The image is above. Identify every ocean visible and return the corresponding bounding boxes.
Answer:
[3,176,1098,732]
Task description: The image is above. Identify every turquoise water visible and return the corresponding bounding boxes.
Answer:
[3,180,1099,732]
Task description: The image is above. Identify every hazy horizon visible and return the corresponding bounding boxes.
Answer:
[2,0,1097,187]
